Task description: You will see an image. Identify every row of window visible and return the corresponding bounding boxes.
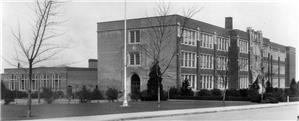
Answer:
[181,74,250,90]
[8,79,61,91]
[7,74,61,91]
[129,30,251,55]
[181,51,197,68]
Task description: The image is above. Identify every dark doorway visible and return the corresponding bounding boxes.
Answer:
[131,74,140,95]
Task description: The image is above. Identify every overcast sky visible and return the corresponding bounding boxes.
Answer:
[1,0,298,79]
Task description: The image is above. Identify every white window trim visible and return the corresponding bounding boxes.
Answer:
[181,28,197,46]
[200,54,214,70]
[128,30,141,44]
[128,52,141,67]
[181,50,197,68]
[181,73,197,90]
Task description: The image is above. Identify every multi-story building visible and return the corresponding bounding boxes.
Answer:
[97,15,296,96]
[1,59,98,94]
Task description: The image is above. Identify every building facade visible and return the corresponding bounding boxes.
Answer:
[1,60,97,94]
[97,15,296,96]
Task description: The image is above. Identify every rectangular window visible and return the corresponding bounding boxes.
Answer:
[183,29,196,46]
[182,74,196,89]
[129,52,141,66]
[129,30,141,44]
[181,51,196,68]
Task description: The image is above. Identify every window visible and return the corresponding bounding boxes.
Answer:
[216,56,228,70]
[182,29,197,46]
[129,52,141,66]
[239,58,248,71]
[200,33,215,49]
[21,74,25,90]
[181,51,196,68]
[200,54,214,69]
[238,39,248,53]
[181,74,196,89]
[216,37,229,51]
[129,30,140,44]
[201,75,214,89]
[10,74,16,90]
[217,76,227,89]
[239,75,249,89]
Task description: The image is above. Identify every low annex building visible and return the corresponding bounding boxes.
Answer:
[1,59,98,94]
[97,15,296,95]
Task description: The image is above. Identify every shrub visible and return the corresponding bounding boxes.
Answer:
[1,82,15,104]
[31,92,38,99]
[239,89,248,97]
[290,96,299,101]
[226,89,240,97]
[289,79,298,96]
[265,81,273,93]
[41,88,56,104]
[130,92,141,101]
[263,93,279,103]
[145,63,167,101]
[140,90,167,101]
[211,89,222,96]
[169,87,180,99]
[91,85,103,100]
[197,89,211,96]
[105,88,118,102]
[248,80,261,102]
[180,79,194,96]
[77,86,92,103]
[174,96,222,100]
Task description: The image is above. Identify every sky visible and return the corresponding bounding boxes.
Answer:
[0,0,298,79]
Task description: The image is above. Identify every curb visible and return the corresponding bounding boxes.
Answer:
[27,101,299,121]
[112,102,299,121]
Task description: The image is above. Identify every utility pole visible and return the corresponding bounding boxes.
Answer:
[122,0,128,107]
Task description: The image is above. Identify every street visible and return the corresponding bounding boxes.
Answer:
[131,104,299,121]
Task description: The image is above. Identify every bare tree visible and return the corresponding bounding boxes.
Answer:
[215,45,249,105]
[139,2,201,107]
[10,0,66,117]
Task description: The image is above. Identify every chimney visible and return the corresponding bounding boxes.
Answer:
[17,63,20,69]
[225,17,233,30]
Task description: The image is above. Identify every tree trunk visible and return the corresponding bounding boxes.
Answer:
[27,60,32,118]
[38,88,41,104]
[222,89,226,106]
[158,79,160,108]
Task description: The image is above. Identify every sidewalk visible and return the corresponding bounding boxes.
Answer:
[26,101,299,121]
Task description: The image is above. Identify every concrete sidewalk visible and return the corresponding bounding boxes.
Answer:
[26,101,299,121]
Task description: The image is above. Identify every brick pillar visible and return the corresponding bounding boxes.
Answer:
[196,27,201,90]
[176,22,181,88]
[213,32,217,89]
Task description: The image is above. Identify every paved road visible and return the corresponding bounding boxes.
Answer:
[131,104,299,121]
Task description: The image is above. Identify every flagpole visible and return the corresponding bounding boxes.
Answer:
[122,0,128,107]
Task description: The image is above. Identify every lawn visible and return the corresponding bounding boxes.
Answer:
[1,100,255,120]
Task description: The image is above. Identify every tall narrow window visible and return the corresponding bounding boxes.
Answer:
[129,52,141,66]
[129,30,141,44]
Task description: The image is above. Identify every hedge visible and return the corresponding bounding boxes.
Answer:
[172,96,250,101]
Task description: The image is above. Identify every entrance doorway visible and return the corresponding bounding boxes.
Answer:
[131,74,140,95]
